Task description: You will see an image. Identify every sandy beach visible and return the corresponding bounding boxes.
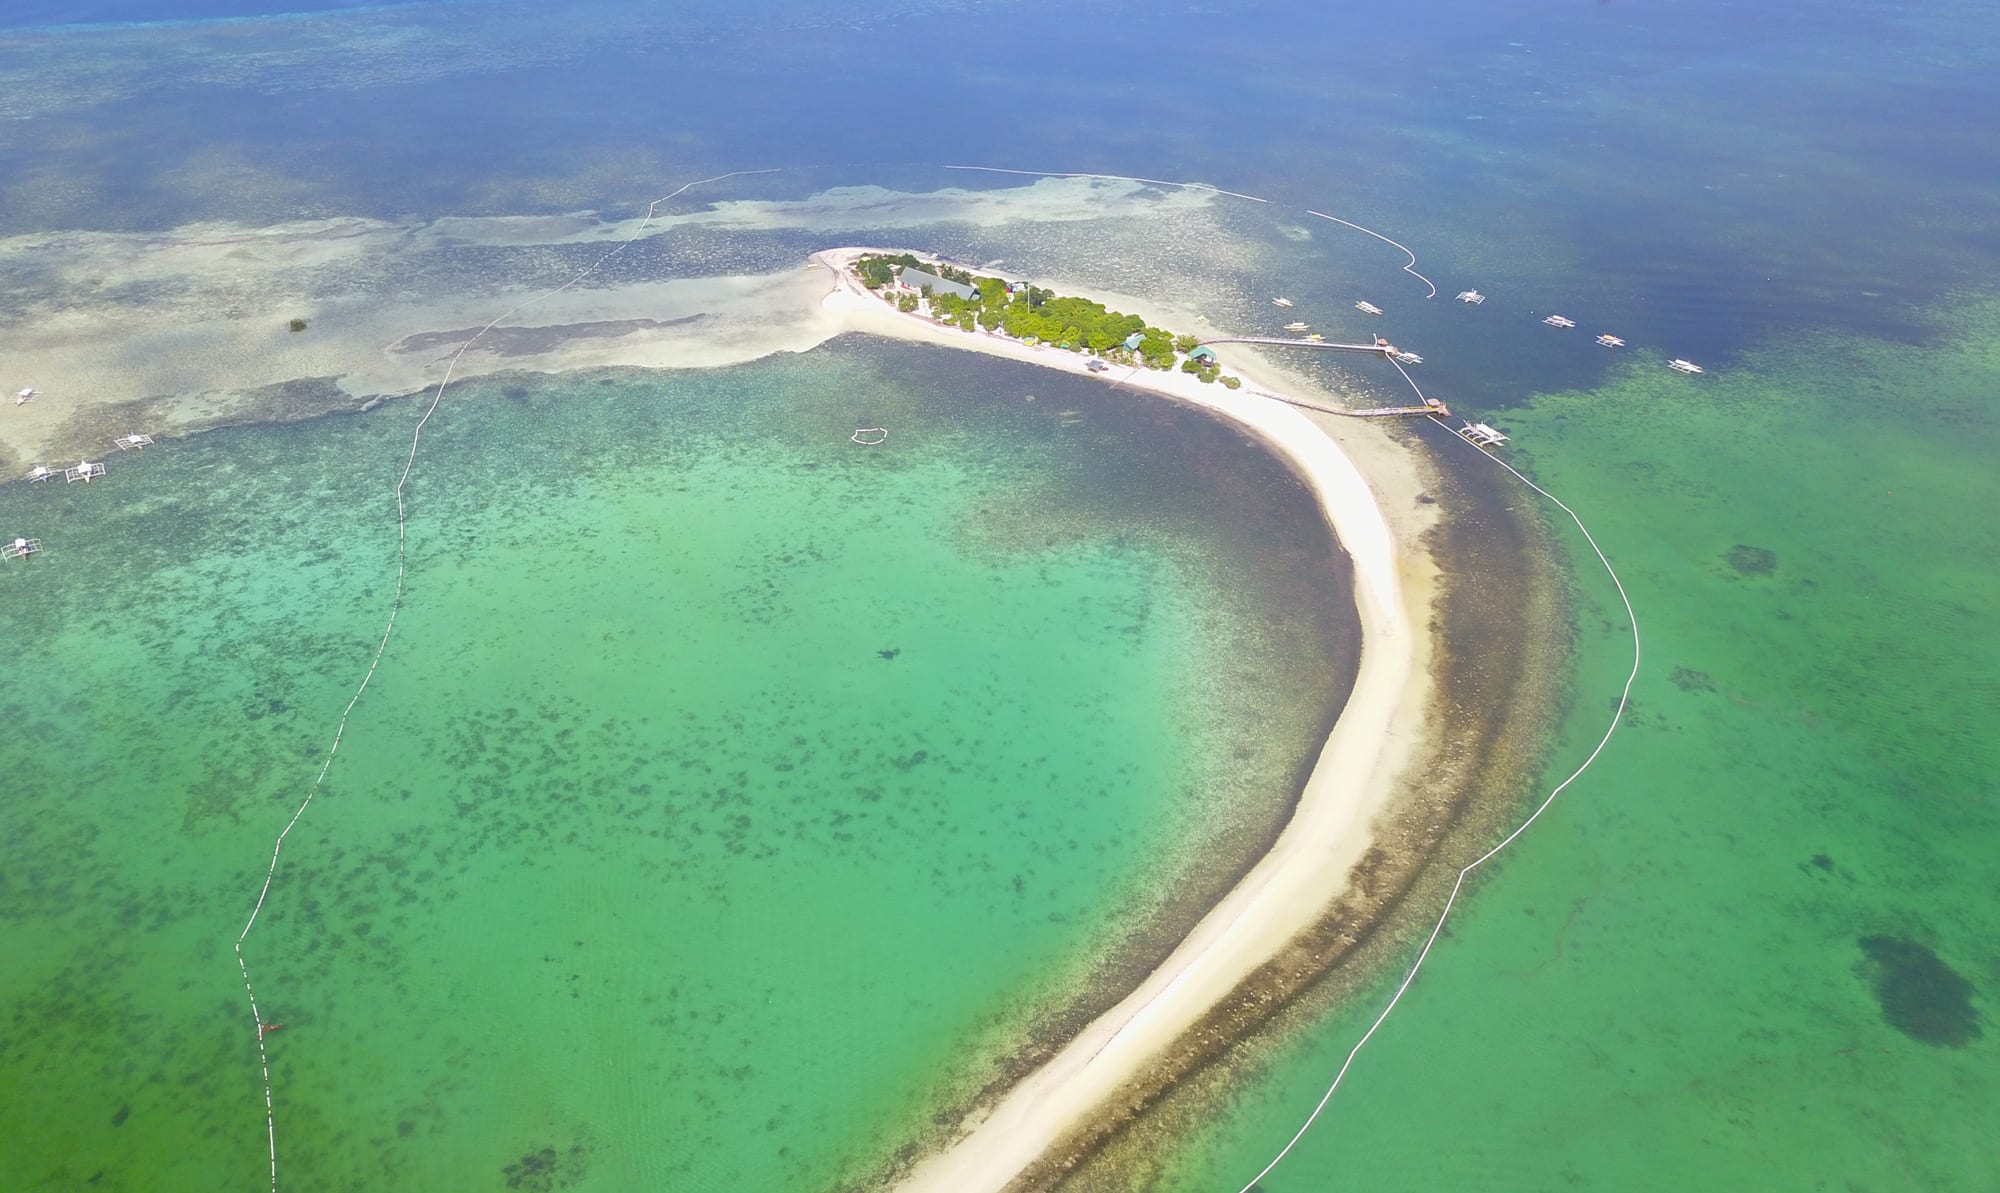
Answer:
[804,250,1431,1190]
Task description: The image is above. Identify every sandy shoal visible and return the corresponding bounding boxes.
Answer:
[805,250,1429,1191]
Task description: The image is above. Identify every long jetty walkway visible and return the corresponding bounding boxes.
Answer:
[1198,337,1451,419]
[1202,335,1387,354]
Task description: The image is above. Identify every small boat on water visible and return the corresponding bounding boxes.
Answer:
[1596,334,1625,347]
[1306,333,1324,342]
[1542,315,1576,328]
[1394,351,1423,365]
[1355,301,1383,316]
[1455,290,1485,305]
[1668,358,1705,374]
[1283,321,1309,332]
[1272,297,1294,308]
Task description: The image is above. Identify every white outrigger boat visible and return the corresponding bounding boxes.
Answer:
[1542,315,1576,328]
[14,388,35,406]
[1283,321,1309,332]
[1455,290,1485,305]
[1668,358,1705,374]
[1272,297,1294,308]
[1393,351,1423,365]
[1596,334,1625,347]
[1354,301,1383,316]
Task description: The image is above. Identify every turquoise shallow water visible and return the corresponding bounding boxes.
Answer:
[6,0,2000,1186]
[0,338,1356,1190]
[1144,302,2000,1191]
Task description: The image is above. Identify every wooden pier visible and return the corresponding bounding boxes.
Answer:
[1246,388,1450,421]
[1200,335,1389,355]
[1197,337,1449,419]
[1350,399,1451,419]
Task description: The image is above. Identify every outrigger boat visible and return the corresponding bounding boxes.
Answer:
[1542,315,1576,328]
[1283,321,1309,332]
[1354,301,1383,316]
[1272,297,1294,308]
[1305,333,1324,342]
[1596,334,1625,347]
[1668,358,1705,374]
[1455,290,1485,305]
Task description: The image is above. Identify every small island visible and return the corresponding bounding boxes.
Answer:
[851,251,1243,387]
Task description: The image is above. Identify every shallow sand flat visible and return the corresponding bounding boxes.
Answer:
[0,175,1234,469]
[804,251,1430,1192]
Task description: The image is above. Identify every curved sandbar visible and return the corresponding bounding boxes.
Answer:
[810,249,1431,1190]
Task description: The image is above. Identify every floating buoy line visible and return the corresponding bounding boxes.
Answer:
[225,160,1638,1193]
[229,167,780,1193]
[1224,356,1642,1193]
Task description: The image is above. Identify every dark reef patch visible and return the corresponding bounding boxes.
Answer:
[502,1141,591,1191]
[1726,544,1778,575]
[1857,935,1981,1047]
[1668,666,1715,694]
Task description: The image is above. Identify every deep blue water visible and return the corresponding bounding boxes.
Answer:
[1,0,414,29]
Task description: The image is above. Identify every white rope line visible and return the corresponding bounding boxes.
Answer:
[230,166,778,1193]
[219,157,1611,1193]
[1304,209,1438,300]
[1231,359,1640,1193]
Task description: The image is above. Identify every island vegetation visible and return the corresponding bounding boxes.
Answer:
[853,253,1240,387]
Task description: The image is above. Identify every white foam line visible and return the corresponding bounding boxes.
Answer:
[230,166,778,1193]
[944,163,1271,204]
[942,165,1442,303]
[1231,360,1639,1193]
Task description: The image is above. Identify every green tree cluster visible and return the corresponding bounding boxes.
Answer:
[853,254,1226,377]
[855,252,921,289]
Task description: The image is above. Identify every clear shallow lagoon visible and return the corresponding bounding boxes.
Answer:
[1141,301,2000,1193]
[0,339,1356,1190]
[3,0,1999,1189]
